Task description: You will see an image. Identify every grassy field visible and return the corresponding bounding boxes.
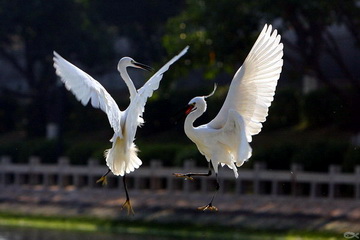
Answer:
[0,211,340,240]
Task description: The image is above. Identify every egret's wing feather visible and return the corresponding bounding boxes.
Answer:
[208,24,283,142]
[137,46,189,115]
[53,52,123,137]
[125,46,189,145]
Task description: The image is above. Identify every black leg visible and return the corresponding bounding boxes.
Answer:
[121,174,134,215]
[173,162,219,211]
[123,175,130,202]
[96,169,111,185]
[198,173,219,211]
[173,162,212,180]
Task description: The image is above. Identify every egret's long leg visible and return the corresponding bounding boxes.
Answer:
[121,174,134,215]
[96,169,111,185]
[173,162,219,211]
[173,162,212,180]
[198,173,219,211]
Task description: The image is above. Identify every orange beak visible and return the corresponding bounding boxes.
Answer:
[185,104,195,115]
[172,104,195,124]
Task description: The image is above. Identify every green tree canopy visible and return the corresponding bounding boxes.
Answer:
[163,0,360,129]
[163,0,360,91]
[163,0,262,79]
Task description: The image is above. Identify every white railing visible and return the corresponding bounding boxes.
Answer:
[0,156,360,200]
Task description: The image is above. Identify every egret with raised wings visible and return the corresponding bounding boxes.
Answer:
[174,24,283,211]
[53,46,188,214]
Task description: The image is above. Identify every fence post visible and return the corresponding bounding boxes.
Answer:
[0,156,11,186]
[329,165,341,199]
[310,182,317,199]
[271,180,278,197]
[134,174,143,191]
[58,157,70,188]
[43,173,51,189]
[235,178,242,195]
[254,162,266,195]
[14,158,25,186]
[150,160,162,190]
[290,163,303,196]
[87,158,99,188]
[183,159,195,193]
[167,175,174,193]
[201,177,208,194]
[29,156,41,185]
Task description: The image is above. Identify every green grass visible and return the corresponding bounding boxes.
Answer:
[0,212,340,240]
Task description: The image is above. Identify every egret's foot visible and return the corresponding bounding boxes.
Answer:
[121,199,135,216]
[197,204,218,212]
[173,173,194,181]
[96,176,108,186]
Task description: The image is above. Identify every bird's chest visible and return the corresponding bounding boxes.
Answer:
[186,127,218,155]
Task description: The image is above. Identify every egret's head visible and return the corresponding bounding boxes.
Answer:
[173,97,205,123]
[185,97,206,115]
[117,57,153,72]
[172,84,217,123]
[185,84,217,115]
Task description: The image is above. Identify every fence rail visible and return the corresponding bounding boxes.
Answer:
[1,156,360,200]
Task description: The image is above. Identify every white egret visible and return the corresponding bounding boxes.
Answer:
[174,24,283,211]
[53,46,188,214]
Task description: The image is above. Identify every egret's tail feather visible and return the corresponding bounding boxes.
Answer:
[105,137,142,176]
[236,143,252,168]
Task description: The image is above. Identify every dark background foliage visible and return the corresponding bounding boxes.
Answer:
[0,0,359,172]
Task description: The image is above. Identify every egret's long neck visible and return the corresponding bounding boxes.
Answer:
[184,105,206,136]
[119,66,137,100]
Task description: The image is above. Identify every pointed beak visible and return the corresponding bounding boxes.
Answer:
[172,104,195,124]
[185,104,195,115]
[133,61,154,72]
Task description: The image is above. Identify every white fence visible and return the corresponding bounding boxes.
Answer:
[0,156,360,200]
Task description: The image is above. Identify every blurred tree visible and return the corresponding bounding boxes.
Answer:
[163,0,261,79]
[0,0,113,137]
[258,0,360,93]
[163,0,360,129]
[258,0,360,119]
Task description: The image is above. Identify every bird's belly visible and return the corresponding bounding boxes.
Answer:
[105,135,142,176]
[187,131,218,161]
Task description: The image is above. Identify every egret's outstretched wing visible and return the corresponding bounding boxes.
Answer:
[53,52,123,137]
[137,46,189,114]
[125,46,189,145]
[208,24,283,142]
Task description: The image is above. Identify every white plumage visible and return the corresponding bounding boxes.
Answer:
[53,47,188,176]
[184,24,283,178]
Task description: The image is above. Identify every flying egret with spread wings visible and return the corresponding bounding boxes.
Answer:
[53,46,188,214]
[174,24,283,211]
